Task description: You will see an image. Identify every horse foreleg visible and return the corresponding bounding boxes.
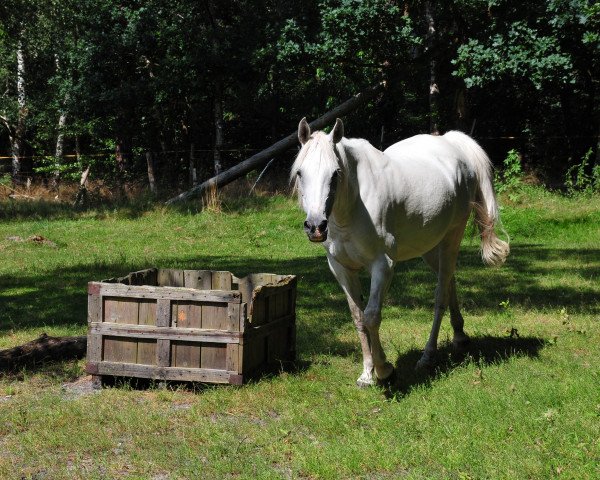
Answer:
[326,255,374,387]
[363,256,395,382]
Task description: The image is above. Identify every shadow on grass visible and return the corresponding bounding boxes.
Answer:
[0,243,595,383]
[0,191,290,222]
[387,244,600,313]
[384,334,547,399]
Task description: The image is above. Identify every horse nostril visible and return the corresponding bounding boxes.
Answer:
[318,220,328,232]
[304,221,315,233]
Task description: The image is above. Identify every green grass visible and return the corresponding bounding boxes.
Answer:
[0,188,599,479]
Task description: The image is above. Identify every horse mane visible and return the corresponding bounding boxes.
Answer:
[290,133,334,177]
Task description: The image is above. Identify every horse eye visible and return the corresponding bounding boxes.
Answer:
[296,171,302,178]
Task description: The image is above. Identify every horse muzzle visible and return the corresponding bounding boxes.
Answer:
[304,219,328,243]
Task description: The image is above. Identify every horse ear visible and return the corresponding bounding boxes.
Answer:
[330,118,344,144]
[298,117,311,145]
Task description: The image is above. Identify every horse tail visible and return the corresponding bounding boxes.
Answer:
[443,131,510,267]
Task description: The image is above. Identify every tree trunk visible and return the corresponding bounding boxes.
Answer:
[425,2,439,135]
[0,333,87,372]
[166,82,385,205]
[73,137,90,207]
[51,54,69,190]
[146,151,157,194]
[213,85,224,176]
[51,102,68,190]
[189,142,197,187]
[10,37,27,182]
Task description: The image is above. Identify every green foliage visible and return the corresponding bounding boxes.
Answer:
[0,0,598,187]
[565,148,600,196]
[454,22,574,90]
[495,149,523,200]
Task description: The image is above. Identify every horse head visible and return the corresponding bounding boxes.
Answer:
[291,117,345,242]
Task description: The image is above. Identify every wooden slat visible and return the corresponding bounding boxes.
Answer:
[128,268,158,286]
[211,271,232,290]
[201,302,229,330]
[226,344,240,373]
[250,297,266,326]
[87,291,101,324]
[171,301,202,367]
[227,303,241,332]
[157,339,171,367]
[200,343,227,370]
[171,341,201,368]
[268,294,277,322]
[157,269,185,287]
[90,323,243,343]
[244,314,295,339]
[156,298,171,327]
[196,270,213,289]
[91,362,235,383]
[184,270,214,289]
[100,268,158,286]
[137,299,157,365]
[102,297,139,363]
[91,282,241,304]
[86,333,102,362]
[201,301,230,369]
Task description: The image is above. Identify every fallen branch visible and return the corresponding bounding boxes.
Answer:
[0,333,87,372]
[165,82,385,204]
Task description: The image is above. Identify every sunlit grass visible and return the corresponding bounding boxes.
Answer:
[0,189,598,479]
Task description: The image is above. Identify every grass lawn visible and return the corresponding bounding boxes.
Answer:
[0,188,599,479]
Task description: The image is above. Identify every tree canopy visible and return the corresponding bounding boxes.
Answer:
[1,0,598,190]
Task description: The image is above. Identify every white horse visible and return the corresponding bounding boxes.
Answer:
[291,117,509,387]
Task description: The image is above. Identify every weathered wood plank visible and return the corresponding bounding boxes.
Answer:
[156,298,171,327]
[101,268,158,286]
[87,289,101,324]
[137,300,157,365]
[86,333,102,363]
[91,282,241,304]
[183,270,213,289]
[226,344,239,373]
[211,271,232,290]
[201,301,229,369]
[157,269,185,287]
[102,297,138,362]
[90,323,242,343]
[200,343,227,370]
[227,303,241,332]
[90,361,236,383]
[157,339,171,367]
[243,314,296,339]
[251,297,266,326]
[171,301,202,367]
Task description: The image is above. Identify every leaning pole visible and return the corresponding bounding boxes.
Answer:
[165,83,385,205]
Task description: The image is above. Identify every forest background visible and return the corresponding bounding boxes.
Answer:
[1,0,599,195]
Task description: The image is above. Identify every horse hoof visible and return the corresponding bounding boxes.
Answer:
[375,362,395,382]
[356,372,375,388]
[356,378,375,388]
[376,370,395,387]
[415,356,435,371]
[452,333,470,350]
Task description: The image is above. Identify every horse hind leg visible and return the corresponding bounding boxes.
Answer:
[448,277,470,349]
[418,230,466,369]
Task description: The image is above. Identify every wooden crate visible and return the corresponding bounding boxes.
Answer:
[85,268,296,385]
